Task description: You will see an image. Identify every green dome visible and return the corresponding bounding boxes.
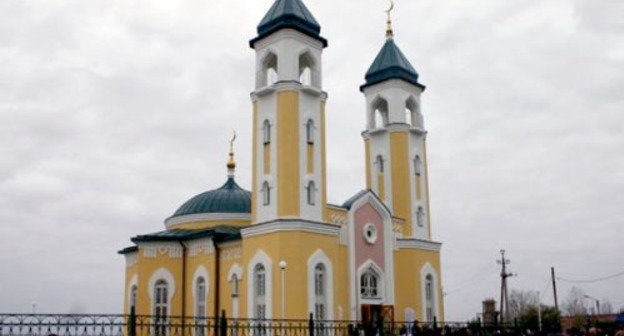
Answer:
[171,178,251,217]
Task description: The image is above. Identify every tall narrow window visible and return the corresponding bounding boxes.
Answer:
[414,155,422,175]
[406,97,419,127]
[417,207,425,227]
[376,155,384,174]
[307,181,316,206]
[299,52,316,87]
[195,277,206,336]
[306,119,314,144]
[154,280,168,336]
[263,120,271,144]
[371,98,389,129]
[425,275,434,322]
[231,274,239,297]
[262,182,270,206]
[130,285,137,311]
[254,264,267,319]
[314,264,326,320]
[360,267,380,299]
[262,52,278,87]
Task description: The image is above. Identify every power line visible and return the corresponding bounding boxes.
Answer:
[557,269,624,284]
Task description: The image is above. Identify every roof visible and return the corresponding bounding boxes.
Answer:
[118,246,138,255]
[250,0,327,47]
[341,189,391,215]
[130,226,242,244]
[169,178,251,219]
[360,38,424,91]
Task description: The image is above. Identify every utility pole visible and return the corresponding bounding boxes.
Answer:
[497,249,515,324]
[551,267,559,313]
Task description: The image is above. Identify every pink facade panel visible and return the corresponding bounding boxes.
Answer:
[354,203,385,271]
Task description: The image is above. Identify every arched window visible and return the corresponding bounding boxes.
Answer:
[130,285,138,311]
[231,274,239,297]
[263,120,271,144]
[406,108,413,126]
[376,155,384,174]
[262,52,278,87]
[307,181,316,206]
[314,264,326,320]
[195,277,206,336]
[154,280,168,336]
[371,98,389,129]
[425,274,435,322]
[299,52,316,87]
[306,119,314,144]
[417,207,425,227]
[262,182,270,206]
[414,155,422,175]
[254,264,267,319]
[406,97,421,128]
[360,267,380,299]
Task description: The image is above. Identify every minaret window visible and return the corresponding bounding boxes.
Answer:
[371,98,389,129]
[153,279,168,336]
[375,155,385,173]
[261,52,278,87]
[406,97,422,128]
[262,182,271,206]
[306,119,315,144]
[195,277,206,336]
[299,52,316,87]
[414,155,422,175]
[231,274,239,297]
[254,264,267,319]
[130,285,137,312]
[307,181,316,206]
[263,120,271,144]
[417,207,425,227]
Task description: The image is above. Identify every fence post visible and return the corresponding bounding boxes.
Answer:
[309,313,315,336]
[432,317,438,336]
[128,307,136,336]
[476,317,482,336]
[220,310,227,336]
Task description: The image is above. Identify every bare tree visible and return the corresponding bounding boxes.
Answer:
[563,287,587,316]
[600,299,613,314]
[509,290,540,319]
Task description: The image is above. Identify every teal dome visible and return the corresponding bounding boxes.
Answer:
[361,38,424,91]
[171,178,251,217]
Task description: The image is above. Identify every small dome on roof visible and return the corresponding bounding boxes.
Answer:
[171,178,251,218]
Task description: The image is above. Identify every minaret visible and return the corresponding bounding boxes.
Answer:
[361,6,431,240]
[250,0,328,224]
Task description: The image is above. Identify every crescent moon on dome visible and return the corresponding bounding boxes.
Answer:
[385,0,395,14]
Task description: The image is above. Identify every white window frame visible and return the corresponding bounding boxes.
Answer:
[307,181,316,206]
[262,182,271,206]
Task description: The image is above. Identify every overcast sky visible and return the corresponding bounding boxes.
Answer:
[1,0,623,321]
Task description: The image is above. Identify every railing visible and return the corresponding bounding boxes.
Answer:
[0,312,552,336]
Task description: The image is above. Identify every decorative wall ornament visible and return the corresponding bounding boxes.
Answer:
[142,243,183,258]
[188,239,215,257]
[220,247,242,261]
[329,213,347,225]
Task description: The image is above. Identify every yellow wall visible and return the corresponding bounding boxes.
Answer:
[423,138,432,240]
[251,101,258,224]
[169,219,250,231]
[390,131,412,236]
[277,91,300,217]
[393,249,444,322]
[122,258,138,315]
[134,247,183,316]
[320,101,328,222]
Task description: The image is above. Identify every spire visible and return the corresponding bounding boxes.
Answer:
[385,0,395,39]
[227,131,237,178]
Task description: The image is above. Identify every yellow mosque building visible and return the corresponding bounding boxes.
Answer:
[119,0,444,324]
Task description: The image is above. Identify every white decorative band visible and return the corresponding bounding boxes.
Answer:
[125,252,138,268]
[396,238,442,252]
[241,220,341,238]
[141,242,183,258]
[165,213,251,228]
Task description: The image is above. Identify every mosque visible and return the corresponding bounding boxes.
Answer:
[119,0,444,324]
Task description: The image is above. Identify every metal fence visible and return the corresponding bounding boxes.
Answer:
[0,312,552,336]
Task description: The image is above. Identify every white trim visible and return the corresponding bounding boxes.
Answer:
[307,249,334,320]
[127,274,138,313]
[247,249,273,319]
[420,263,441,322]
[125,251,138,268]
[165,213,251,228]
[192,266,209,317]
[397,239,442,252]
[141,242,183,259]
[363,223,378,244]
[242,220,341,238]
[227,264,243,282]
[148,268,175,313]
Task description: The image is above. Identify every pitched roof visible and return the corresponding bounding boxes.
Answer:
[360,38,424,91]
[250,0,327,47]
[130,226,242,244]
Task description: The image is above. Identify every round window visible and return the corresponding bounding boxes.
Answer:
[363,223,377,244]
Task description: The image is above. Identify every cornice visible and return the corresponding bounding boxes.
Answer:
[242,219,341,238]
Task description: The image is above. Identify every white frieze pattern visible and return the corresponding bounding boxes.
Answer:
[142,243,183,258]
[188,239,215,257]
[220,247,242,261]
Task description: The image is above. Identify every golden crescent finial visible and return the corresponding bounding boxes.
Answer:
[227,130,237,176]
[385,0,395,38]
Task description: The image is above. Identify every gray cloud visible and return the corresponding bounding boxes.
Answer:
[1,0,622,319]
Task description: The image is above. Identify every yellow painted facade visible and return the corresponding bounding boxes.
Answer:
[276,90,300,218]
